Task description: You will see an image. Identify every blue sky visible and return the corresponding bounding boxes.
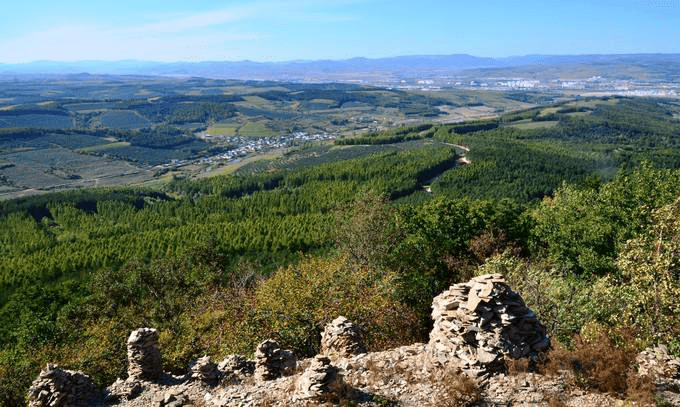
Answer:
[1,0,678,63]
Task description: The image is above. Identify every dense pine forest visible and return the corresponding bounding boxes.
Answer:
[2,96,680,404]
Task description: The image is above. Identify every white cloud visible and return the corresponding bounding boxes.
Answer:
[0,0,359,62]
[0,24,266,62]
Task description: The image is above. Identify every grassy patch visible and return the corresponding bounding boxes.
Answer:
[508,120,559,129]
[242,96,271,108]
[76,142,131,153]
[239,122,277,138]
[205,123,238,136]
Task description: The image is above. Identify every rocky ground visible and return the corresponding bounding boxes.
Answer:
[28,275,680,407]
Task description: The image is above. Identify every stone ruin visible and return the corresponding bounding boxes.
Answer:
[320,316,366,360]
[253,339,297,381]
[426,273,550,381]
[295,355,344,401]
[191,355,220,385]
[27,364,100,407]
[42,274,678,406]
[217,354,255,384]
[127,327,163,381]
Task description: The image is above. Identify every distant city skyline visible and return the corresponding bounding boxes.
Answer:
[2,0,679,64]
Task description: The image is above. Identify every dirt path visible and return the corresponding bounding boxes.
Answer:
[441,142,471,165]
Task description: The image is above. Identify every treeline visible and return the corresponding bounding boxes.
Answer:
[121,126,207,150]
[129,97,240,125]
[335,124,434,145]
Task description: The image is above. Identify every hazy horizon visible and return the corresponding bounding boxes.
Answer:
[4,51,680,66]
[2,0,679,64]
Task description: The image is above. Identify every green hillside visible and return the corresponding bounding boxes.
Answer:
[2,96,680,404]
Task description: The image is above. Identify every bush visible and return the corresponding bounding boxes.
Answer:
[542,329,654,403]
[254,256,420,356]
[475,252,611,345]
[601,196,680,353]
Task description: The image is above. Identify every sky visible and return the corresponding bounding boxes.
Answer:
[1,0,679,64]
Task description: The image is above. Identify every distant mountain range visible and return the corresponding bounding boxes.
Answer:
[2,54,680,82]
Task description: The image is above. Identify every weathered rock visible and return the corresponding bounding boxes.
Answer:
[637,344,680,379]
[254,339,297,381]
[191,355,220,385]
[27,364,100,407]
[426,274,550,381]
[217,354,255,376]
[320,316,366,359]
[104,377,144,402]
[216,354,255,385]
[295,355,344,401]
[127,327,163,381]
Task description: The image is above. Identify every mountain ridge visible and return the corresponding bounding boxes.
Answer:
[3,53,680,81]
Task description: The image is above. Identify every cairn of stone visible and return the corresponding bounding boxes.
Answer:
[295,355,344,401]
[254,339,297,381]
[426,274,550,380]
[637,344,680,379]
[191,355,220,385]
[320,316,366,359]
[27,364,99,407]
[127,327,163,381]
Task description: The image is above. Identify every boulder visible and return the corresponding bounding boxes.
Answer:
[637,344,680,379]
[191,355,220,385]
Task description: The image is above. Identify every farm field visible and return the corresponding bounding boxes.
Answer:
[0,76,546,199]
[0,146,154,199]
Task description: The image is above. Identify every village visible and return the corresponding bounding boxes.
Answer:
[157,131,337,172]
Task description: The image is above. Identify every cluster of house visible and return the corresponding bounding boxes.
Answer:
[163,132,337,169]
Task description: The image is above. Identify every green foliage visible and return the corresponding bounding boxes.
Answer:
[254,256,421,356]
[475,252,606,344]
[334,192,402,270]
[335,124,434,145]
[599,197,680,353]
[530,163,680,275]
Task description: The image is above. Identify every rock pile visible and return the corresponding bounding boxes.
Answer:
[295,355,344,401]
[104,378,144,403]
[426,273,550,380]
[320,316,366,359]
[637,344,680,379]
[191,355,220,385]
[152,387,189,407]
[127,327,163,381]
[27,364,100,407]
[216,354,255,385]
[254,339,297,381]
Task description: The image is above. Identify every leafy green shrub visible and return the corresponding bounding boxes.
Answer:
[530,163,680,276]
[598,196,680,353]
[254,256,420,356]
[475,252,610,345]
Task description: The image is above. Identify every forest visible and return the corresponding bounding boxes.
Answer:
[1,96,680,404]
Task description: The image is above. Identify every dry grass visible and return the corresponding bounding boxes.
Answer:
[539,330,655,404]
[432,365,481,407]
